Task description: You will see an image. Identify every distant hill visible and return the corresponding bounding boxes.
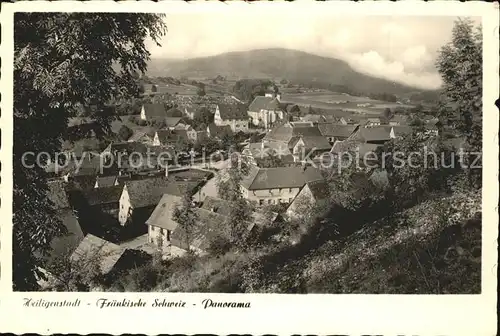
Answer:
[147,48,438,96]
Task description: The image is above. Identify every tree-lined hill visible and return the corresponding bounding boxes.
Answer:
[147,48,439,97]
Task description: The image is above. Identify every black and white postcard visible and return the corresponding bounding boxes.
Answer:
[0,1,498,334]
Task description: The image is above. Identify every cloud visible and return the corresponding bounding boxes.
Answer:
[147,14,479,89]
[345,50,443,90]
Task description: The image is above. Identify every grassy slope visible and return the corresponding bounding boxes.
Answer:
[136,190,481,294]
[272,190,482,293]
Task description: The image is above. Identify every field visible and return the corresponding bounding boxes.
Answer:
[281,91,415,115]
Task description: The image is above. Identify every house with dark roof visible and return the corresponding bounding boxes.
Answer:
[140,103,168,121]
[247,93,284,129]
[349,126,392,144]
[69,234,148,277]
[291,135,332,158]
[214,103,249,132]
[286,179,330,219]
[46,180,85,263]
[263,123,323,148]
[82,185,123,215]
[242,142,296,168]
[118,176,172,226]
[206,123,232,139]
[240,165,324,206]
[301,114,326,124]
[318,123,359,143]
[94,175,119,189]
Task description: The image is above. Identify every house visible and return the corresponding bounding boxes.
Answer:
[389,126,413,139]
[206,123,232,139]
[240,165,324,205]
[46,180,85,262]
[365,117,382,127]
[286,179,330,219]
[81,185,124,216]
[318,124,359,144]
[145,193,183,249]
[153,129,189,147]
[140,103,168,121]
[94,175,119,188]
[214,103,249,132]
[164,117,186,130]
[330,140,382,166]
[263,122,323,147]
[291,136,332,158]
[301,114,326,124]
[186,126,208,143]
[349,127,392,145]
[388,115,409,126]
[247,93,284,129]
[127,131,154,144]
[243,142,296,167]
[70,234,128,275]
[118,176,172,226]
[146,195,277,255]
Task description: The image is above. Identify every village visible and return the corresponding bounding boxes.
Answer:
[38,77,460,288]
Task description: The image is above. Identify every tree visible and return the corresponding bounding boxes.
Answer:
[151,84,158,93]
[197,86,206,97]
[14,13,166,290]
[172,192,199,252]
[192,106,213,126]
[435,18,482,188]
[383,107,393,120]
[217,153,252,243]
[117,124,133,141]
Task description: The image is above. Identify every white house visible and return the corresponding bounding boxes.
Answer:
[247,93,284,129]
[214,103,249,133]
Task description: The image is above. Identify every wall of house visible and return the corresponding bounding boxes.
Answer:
[153,133,161,146]
[140,106,147,120]
[148,224,172,249]
[242,186,302,205]
[232,119,249,133]
[118,188,131,226]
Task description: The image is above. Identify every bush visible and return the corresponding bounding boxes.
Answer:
[138,120,147,126]
[118,125,133,141]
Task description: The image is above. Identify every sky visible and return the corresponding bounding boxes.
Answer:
[147,14,481,90]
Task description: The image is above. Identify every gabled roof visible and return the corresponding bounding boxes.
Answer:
[95,175,118,188]
[104,141,149,155]
[248,96,281,112]
[264,123,322,143]
[351,127,392,143]
[330,140,381,157]
[70,175,97,191]
[143,103,167,118]
[318,124,358,138]
[391,125,413,137]
[124,177,171,208]
[241,165,323,190]
[207,123,232,138]
[47,180,70,209]
[49,209,84,263]
[165,117,183,128]
[298,136,332,151]
[70,234,125,274]
[145,193,182,230]
[217,103,248,120]
[301,114,325,123]
[82,185,123,206]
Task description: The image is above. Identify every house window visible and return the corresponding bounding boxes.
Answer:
[259,199,264,205]
[160,228,164,235]
[289,188,292,193]
[167,230,171,241]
